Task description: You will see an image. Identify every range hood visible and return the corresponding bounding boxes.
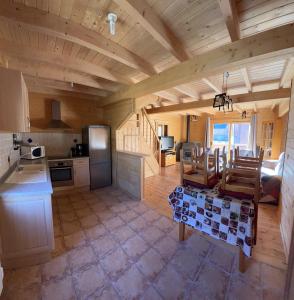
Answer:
[47,100,71,129]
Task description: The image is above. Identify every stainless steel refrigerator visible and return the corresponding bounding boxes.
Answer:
[82,125,112,190]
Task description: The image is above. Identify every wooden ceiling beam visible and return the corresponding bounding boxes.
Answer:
[0,39,130,86]
[240,67,252,92]
[113,0,189,62]
[280,57,294,88]
[218,0,240,41]
[24,76,105,97]
[145,89,290,114]
[0,0,156,76]
[202,78,222,93]
[0,41,124,92]
[102,24,294,105]
[0,56,109,96]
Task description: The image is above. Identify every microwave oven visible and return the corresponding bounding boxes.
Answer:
[21,146,46,160]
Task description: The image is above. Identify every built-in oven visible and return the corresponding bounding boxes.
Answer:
[48,159,74,187]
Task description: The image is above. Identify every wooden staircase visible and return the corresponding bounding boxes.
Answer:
[116,109,161,177]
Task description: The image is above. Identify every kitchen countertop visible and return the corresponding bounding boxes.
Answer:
[47,156,89,161]
[0,158,53,196]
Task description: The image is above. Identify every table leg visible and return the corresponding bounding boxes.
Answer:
[239,248,246,273]
[179,223,185,241]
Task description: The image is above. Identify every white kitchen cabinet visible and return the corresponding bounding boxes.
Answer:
[0,67,30,132]
[73,157,90,187]
[0,193,54,268]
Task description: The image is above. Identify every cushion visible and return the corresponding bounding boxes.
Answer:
[274,152,285,176]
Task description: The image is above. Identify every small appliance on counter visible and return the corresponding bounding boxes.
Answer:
[70,143,86,157]
[20,145,46,159]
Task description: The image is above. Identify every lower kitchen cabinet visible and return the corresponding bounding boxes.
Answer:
[73,157,90,187]
[0,193,54,269]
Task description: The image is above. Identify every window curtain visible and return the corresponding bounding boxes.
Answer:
[249,114,257,156]
[205,117,211,149]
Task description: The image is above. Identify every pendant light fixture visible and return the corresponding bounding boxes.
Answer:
[213,72,233,113]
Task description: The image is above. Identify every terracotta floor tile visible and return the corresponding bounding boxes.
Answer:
[80,214,99,229]
[94,284,120,300]
[84,224,107,241]
[2,283,41,300]
[61,220,81,236]
[192,262,229,299]
[102,216,125,230]
[60,211,78,222]
[64,230,87,249]
[139,226,164,245]
[128,216,148,232]
[68,246,97,271]
[72,264,106,299]
[170,248,203,280]
[90,235,118,258]
[141,286,163,300]
[100,247,130,279]
[42,254,69,281]
[114,265,148,299]
[41,275,76,300]
[208,245,235,273]
[122,235,149,260]
[75,207,93,218]
[153,236,179,262]
[136,248,165,280]
[154,264,187,300]
[111,224,136,244]
[119,209,138,222]
[227,276,263,300]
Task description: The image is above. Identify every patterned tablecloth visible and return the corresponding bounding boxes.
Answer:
[168,185,255,257]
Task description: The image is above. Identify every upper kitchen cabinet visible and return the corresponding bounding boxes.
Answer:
[0,67,30,132]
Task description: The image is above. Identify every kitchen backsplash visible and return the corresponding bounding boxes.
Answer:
[21,132,82,156]
[0,133,20,178]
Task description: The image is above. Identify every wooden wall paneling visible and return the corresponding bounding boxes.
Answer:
[280,80,294,260]
[28,92,104,131]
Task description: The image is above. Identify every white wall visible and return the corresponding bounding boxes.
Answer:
[0,133,19,179]
[21,132,81,157]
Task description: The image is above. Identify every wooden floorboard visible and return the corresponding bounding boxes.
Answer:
[143,163,287,270]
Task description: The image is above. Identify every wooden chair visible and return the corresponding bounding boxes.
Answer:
[221,149,264,244]
[181,147,219,188]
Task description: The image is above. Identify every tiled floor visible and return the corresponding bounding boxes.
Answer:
[1,167,287,299]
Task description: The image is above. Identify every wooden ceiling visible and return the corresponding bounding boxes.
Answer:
[0,0,293,113]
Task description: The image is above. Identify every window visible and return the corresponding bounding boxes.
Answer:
[231,123,250,151]
[212,122,250,152]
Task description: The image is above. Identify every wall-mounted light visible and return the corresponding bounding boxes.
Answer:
[107,13,117,35]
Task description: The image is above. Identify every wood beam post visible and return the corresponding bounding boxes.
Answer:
[218,0,240,41]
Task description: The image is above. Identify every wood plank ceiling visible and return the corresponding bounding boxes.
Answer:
[0,0,293,113]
